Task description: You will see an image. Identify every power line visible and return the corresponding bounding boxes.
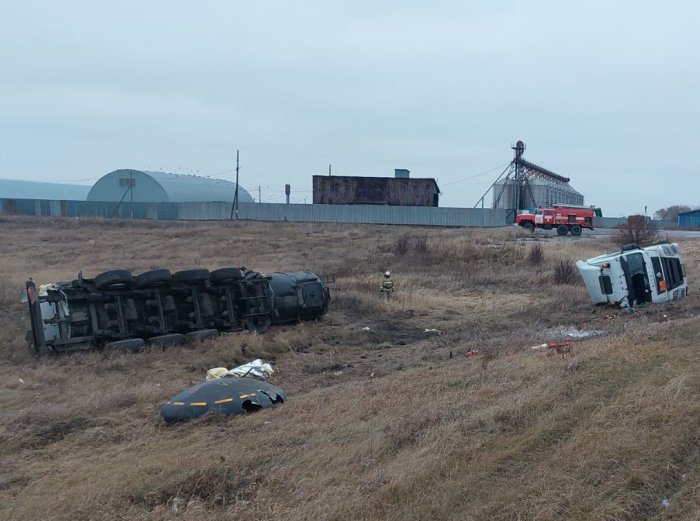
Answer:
[439,163,510,187]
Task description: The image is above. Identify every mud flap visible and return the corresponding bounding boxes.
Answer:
[26,280,48,355]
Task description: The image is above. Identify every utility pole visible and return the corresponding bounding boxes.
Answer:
[230,150,240,220]
[328,164,332,176]
[258,185,262,203]
[129,170,133,219]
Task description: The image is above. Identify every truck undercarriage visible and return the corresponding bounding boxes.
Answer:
[25,267,330,354]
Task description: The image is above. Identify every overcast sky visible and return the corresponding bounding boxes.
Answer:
[1,1,698,215]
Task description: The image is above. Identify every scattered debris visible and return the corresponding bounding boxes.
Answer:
[531,341,573,353]
[361,327,371,331]
[661,498,671,508]
[206,359,274,381]
[466,349,479,357]
[543,326,606,339]
[423,328,442,333]
[161,377,286,424]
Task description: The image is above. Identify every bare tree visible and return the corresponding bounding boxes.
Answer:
[612,215,659,247]
[654,204,693,221]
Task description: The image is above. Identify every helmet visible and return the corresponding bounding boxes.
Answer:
[384,271,391,277]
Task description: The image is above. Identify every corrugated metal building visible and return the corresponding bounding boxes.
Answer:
[493,177,584,209]
[313,170,440,207]
[0,179,91,201]
[678,209,700,227]
[87,169,253,203]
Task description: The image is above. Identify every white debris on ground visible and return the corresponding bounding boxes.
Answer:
[206,359,274,381]
[543,326,606,340]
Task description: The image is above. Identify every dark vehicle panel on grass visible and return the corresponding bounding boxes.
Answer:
[160,378,286,423]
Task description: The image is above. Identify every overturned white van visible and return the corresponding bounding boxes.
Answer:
[576,242,688,308]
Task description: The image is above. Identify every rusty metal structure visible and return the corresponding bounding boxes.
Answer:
[313,170,440,207]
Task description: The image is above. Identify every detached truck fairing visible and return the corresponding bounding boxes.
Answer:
[576,243,688,308]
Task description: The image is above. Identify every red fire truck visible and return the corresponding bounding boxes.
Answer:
[515,205,600,236]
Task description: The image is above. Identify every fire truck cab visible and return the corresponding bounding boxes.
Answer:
[516,205,599,236]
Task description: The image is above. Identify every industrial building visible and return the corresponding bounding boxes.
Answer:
[488,141,584,210]
[87,169,253,203]
[678,209,700,227]
[313,169,440,207]
[0,179,91,201]
[492,177,584,209]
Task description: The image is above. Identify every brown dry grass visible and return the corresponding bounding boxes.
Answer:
[0,216,698,520]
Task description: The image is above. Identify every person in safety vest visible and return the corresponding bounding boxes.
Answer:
[381,271,394,300]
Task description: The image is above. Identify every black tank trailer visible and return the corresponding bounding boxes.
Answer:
[25,267,330,355]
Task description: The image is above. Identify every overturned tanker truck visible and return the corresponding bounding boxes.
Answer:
[25,267,330,355]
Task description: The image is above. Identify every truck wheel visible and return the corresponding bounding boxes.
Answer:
[210,267,243,284]
[522,222,535,233]
[245,317,272,334]
[185,329,219,344]
[173,269,210,283]
[105,338,145,353]
[134,269,172,289]
[556,224,569,236]
[148,334,185,348]
[95,270,134,290]
[570,224,582,236]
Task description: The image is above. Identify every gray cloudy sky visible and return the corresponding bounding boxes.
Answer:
[1,1,698,215]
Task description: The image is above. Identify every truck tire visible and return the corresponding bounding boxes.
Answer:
[173,269,210,284]
[245,317,272,334]
[148,334,185,348]
[556,224,569,236]
[106,338,145,353]
[134,269,172,289]
[185,329,219,344]
[522,221,535,233]
[210,267,243,284]
[570,224,582,236]
[95,270,134,290]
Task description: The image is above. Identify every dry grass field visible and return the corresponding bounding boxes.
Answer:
[0,216,698,521]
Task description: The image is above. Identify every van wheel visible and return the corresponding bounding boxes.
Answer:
[556,224,569,236]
